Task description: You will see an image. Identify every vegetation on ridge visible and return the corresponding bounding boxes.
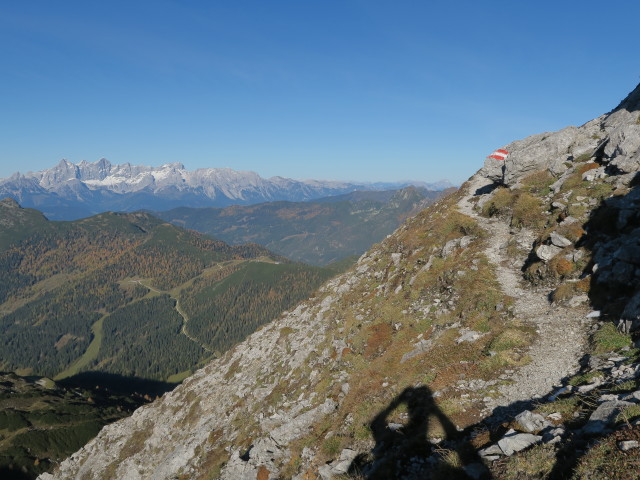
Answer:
[0,372,148,480]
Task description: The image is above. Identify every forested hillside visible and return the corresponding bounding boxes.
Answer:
[0,199,338,384]
[156,186,448,265]
[0,372,148,480]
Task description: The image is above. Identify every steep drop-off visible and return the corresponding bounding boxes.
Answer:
[41,84,640,479]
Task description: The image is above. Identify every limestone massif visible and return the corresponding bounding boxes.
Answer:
[39,84,640,479]
[0,160,453,220]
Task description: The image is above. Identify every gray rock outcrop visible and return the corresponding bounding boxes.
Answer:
[497,429,542,456]
[481,83,640,188]
[583,400,634,434]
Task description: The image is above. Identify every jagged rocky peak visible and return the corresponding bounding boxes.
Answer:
[38,158,81,186]
[77,158,113,180]
[481,82,640,188]
[610,81,640,115]
[1,158,452,220]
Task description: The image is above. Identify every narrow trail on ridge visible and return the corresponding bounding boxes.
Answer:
[457,175,588,416]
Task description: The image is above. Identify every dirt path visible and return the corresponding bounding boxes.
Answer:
[132,280,213,353]
[458,175,588,415]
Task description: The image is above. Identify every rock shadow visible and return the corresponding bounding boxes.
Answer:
[474,182,501,196]
[58,371,178,397]
[0,466,33,480]
[349,386,491,479]
[580,181,640,328]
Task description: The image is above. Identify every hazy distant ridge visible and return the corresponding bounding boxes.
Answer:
[0,159,453,220]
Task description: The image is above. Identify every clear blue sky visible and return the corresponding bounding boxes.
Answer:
[1,0,638,184]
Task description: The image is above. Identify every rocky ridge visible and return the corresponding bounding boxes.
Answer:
[40,84,640,479]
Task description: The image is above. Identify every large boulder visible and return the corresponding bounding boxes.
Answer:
[482,121,601,186]
[497,429,542,456]
[536,244,563,262]
[514,410,550,433]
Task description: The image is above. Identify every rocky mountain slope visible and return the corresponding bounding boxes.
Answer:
[40,84,640,479]
[156,187,449,265]
[0,160,453,220]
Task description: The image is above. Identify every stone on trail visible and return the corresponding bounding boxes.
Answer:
[514,410,550,433]
[536,244,563,262]
[550,231,572,248]
[497,429,542,456]
[582,400,634,434]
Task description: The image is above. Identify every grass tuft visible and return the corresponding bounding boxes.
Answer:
[592,322,632,354]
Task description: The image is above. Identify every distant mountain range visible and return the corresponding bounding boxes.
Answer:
[0,159,454,220]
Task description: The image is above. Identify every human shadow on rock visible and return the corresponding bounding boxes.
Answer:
[349,386,491,479]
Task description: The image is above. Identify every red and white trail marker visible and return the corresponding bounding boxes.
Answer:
[488,149,509,161]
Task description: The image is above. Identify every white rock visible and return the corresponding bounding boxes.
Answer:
[536,244,563,262]
[514,410,549,433]
[456,329,484,344]
[497,429,542,456]
[550,231,572,248]
[619,440,640,451]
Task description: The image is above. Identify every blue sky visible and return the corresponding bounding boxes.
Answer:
[1,0,638,184]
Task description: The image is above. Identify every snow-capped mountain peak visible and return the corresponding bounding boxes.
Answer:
[0,159,452,220]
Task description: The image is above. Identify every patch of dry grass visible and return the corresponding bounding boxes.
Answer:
[512,192,547,229]
[522,170,555,196]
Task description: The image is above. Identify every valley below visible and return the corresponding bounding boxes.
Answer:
[35,83,640,480]
[4,85,640,479]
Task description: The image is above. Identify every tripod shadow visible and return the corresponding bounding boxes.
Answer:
[350,386,491,479]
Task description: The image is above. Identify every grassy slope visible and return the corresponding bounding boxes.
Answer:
[192,160,638,478]
[183,188,541,478]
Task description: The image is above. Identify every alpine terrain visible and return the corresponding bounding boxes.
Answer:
[156,187,450,265]
[0,203,340,383]
[40,84,640,479]
[0,160,452,220]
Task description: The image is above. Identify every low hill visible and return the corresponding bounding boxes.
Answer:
[0,201,338,384]
[155,187,449,265]
[0,372,152,480]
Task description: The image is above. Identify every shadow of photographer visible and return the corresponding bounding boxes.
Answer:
[349,385,491,479]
